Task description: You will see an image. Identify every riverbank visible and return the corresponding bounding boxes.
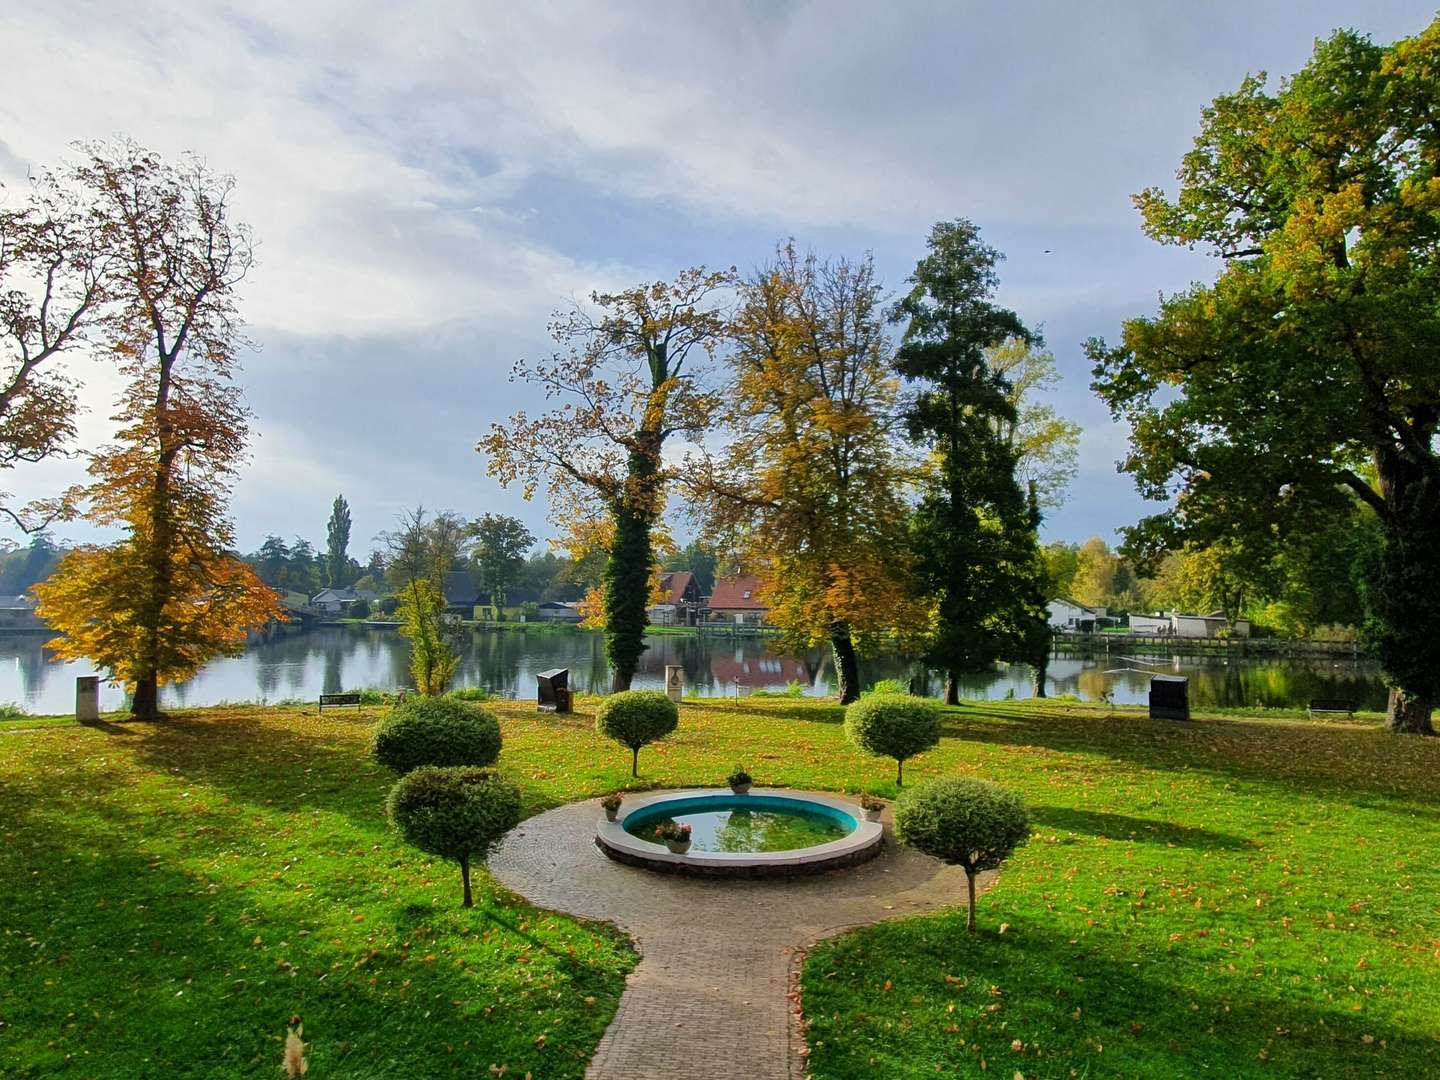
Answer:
[2,698,1436,1077]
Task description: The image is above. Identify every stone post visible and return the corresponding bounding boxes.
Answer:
[75,676,100,723]
[665,665,683,703]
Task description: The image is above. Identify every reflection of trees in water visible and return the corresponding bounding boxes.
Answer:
[0,625,1394,713]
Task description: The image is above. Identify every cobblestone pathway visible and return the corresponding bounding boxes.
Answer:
[489,793,988,1080]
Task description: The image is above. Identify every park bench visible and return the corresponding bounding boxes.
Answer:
[1307,697,1356,719]
[318,692,362,714]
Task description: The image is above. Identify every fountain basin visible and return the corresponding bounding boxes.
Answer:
[595,788,883,877]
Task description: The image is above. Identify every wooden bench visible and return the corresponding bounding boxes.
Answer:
[1308,697,1356,719]
[318,692,362,714]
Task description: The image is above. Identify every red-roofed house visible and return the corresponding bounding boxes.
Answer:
[649,570,704,626]
[705,574,769,627]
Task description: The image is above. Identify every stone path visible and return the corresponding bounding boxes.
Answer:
[489,793,990,1080]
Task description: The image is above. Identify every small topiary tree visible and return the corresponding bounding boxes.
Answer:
[595,689,678,777]
[372,696,502,774]
[844,693,941,785]
[894,777,1030,931]
[386,766,522,907]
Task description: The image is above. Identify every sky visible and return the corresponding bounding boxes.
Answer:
[1,1,1434,557]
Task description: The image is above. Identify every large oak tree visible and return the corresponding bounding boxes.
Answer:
[1090,21,1440,733]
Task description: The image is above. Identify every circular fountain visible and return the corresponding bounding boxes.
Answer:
[595,788,883,877]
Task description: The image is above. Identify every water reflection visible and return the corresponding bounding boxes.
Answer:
[0,626,1389,715]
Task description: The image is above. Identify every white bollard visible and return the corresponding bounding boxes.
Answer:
[665,665,684,703]
[75,676,100,723]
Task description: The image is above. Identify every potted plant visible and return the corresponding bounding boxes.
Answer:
[727,766,753,795]
[655,821,692,854]
[859,794,885,823]
[600,793,624,822]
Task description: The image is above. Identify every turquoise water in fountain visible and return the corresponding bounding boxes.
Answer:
[623,794,855,853]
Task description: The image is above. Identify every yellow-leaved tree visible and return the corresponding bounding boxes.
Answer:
[34,142,280,719]
[690,244,928,703]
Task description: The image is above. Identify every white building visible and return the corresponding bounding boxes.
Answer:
[1047,598,1100,631]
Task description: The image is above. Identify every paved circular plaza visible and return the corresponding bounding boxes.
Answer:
[489,792,987,1080]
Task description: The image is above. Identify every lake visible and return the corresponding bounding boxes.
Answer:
[0,624,1390,716]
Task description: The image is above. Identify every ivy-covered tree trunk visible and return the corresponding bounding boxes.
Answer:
[831,629,860,705]
[605,463,656,692]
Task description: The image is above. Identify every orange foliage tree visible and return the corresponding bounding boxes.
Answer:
[690,245,928,703]
[34,142,280,719]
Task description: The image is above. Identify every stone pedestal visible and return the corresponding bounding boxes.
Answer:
[75,676,100,723]
[665,665,684,703]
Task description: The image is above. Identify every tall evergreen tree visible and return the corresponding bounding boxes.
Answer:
[325,494,352,588]
[892,220,1050,704]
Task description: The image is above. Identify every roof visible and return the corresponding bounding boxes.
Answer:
[442,571,484,606]
[708,574,766,611]
[0,594,35,610]
[1049,597,1097,613]
[311,587,359,604]
[658,570,696,605]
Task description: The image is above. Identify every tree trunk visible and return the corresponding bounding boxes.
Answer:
[944,671,959,706]
[132,675,159,721]
[631,746,640,778]
[460,854,473,908]
[1387,687,1435,736]
[1032,652,1048,699]
[831,630,860,705]
[604,496,653,693]
[896,757,905,786]
[965,868,977,932]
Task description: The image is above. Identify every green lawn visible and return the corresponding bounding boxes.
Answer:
[1,698,1437,1078]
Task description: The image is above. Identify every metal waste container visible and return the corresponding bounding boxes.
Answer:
[1149,674,1189,721]
[537,668,571,713]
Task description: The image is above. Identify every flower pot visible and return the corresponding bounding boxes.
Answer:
[604,807,619,822]
[862,807,883,823]
[665,839,691,854]
[730,782,752,795]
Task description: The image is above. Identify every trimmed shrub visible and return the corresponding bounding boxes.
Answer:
[446,686,490,702]
[864,677,910,696]
[894,777,1030,930]
[386,766,522,906]
[372,696,502,774]
[844,693,941,785]
[595,690,678,777]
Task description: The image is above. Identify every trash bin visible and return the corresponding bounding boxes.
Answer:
[1149,675,1189,721]
[537,668,570,714]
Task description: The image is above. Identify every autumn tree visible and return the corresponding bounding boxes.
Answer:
[890,220,1051,704]
[692,244,924,704]
[325,494,352,588]
[480,267,731,690]
[1089,22,1440,732]
[0,164,111,530]
[34,141,280,719]
[468,512,534,613]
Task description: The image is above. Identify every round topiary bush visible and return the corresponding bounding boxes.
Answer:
[595,690,679,777]
[386,766,522,906]
[372,696,502,774]
[844,692,941,785]
[894,777,1030,930]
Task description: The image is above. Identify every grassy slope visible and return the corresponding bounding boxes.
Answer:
[1,697,1437,1078]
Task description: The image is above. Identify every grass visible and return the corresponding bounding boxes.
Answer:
[1,697,1437,1078]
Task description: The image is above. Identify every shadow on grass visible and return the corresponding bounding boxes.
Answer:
[805,914,1431,1080]
[941,701,1440,810]
[1029,805,1256,851]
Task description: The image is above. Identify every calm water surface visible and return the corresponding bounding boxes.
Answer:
[0,624,1389,715]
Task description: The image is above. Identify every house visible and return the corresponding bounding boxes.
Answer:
[0,594,43,629]
[535,600,583,623]
[310,586,370,614]
[1128,613,1171,635]
[705,575,768,626]
[1047,598,1100,632]
[442,572,487,619]
[648,570,703,626]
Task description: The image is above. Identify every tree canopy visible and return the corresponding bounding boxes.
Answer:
[1089,21,1440,732]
